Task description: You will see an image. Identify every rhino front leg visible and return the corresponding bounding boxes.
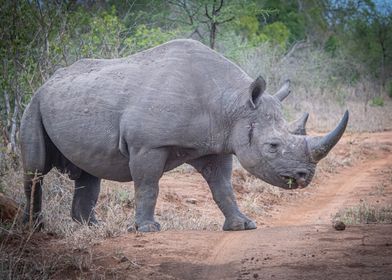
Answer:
[71,171,101,225]
[189,155,256,231]
[129,149,167,232]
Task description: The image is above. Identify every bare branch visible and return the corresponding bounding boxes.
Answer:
[216,16,234,25]
[168,0,200,26]
[205,4,212,20]
[215,0,224,14]
[280,40,310,64]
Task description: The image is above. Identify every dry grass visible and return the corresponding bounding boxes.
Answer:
[158,207,221,231]
[0,153,135,279]
[334,202,392,225]
[231,168,286,218]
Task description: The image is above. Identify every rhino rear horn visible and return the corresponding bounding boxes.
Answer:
[308,111,349,162]
[275,80,291,101]
[289,113,309,135]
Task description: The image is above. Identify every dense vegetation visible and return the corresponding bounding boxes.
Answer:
[1,0,391,156]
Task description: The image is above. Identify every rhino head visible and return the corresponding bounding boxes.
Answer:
[232,76,348,189]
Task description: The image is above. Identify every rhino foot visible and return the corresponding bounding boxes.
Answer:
[71,213,99,226]
[136,221,161,232]
[223,216,257,231]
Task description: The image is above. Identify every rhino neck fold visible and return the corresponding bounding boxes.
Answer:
[216,88,252,155]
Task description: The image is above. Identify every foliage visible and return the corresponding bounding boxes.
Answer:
[328,0,392,88]
[370,96,384,107]
[260,21,289,48]
[324,35,339,56]
[127,25,178,53]
[167,0,272,49]
[0,0,392,154]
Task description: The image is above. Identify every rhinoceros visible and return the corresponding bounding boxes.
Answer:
[20,39,348,232]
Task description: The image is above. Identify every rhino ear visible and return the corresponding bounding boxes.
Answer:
[249,76,266,109]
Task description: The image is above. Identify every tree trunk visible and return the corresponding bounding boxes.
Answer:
[210,23,216,49]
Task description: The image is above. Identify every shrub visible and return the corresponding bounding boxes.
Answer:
[370,96,384,107]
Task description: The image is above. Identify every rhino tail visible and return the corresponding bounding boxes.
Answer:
[20,95,49,176]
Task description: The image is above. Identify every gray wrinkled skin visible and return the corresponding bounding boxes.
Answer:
[20,39,347,232]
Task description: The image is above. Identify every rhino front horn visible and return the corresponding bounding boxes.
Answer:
[308,110,349,162]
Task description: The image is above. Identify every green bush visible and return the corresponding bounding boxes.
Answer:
[261,21,290,49]
[370,96,384,107]
[324,35,338,56]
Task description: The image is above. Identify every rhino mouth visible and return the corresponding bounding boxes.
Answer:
[281,175,306,189]
[281,175,298,188]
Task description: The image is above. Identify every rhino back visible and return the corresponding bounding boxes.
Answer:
[36,39,250,180]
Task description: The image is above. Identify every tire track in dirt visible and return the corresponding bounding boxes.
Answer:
[201,132,392,280]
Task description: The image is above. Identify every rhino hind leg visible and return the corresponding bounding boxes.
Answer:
[188,154,256,231]
[71,171,101,225]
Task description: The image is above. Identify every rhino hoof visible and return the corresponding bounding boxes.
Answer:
[223,217,257,231]
[136,221,161,232]
[72,214,99,226]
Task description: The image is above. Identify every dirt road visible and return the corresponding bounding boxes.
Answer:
[194,132,392,280]
[79,131,392,280]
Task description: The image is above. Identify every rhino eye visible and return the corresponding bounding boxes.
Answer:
[267,143,279,153]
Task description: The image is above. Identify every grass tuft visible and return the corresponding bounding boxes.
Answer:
[333,202,392,225]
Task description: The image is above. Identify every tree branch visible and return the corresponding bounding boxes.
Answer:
[215,0,224,14]
[216,16,234,25]
[205,4,212,20]
[280,40,310,63]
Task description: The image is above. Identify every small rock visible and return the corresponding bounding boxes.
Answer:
[185,198,197,204]
[120,256,129,263]
[253,273,259,278]
[333,220,346,231]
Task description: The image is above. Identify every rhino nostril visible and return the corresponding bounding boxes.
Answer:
[296,172,308,180]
